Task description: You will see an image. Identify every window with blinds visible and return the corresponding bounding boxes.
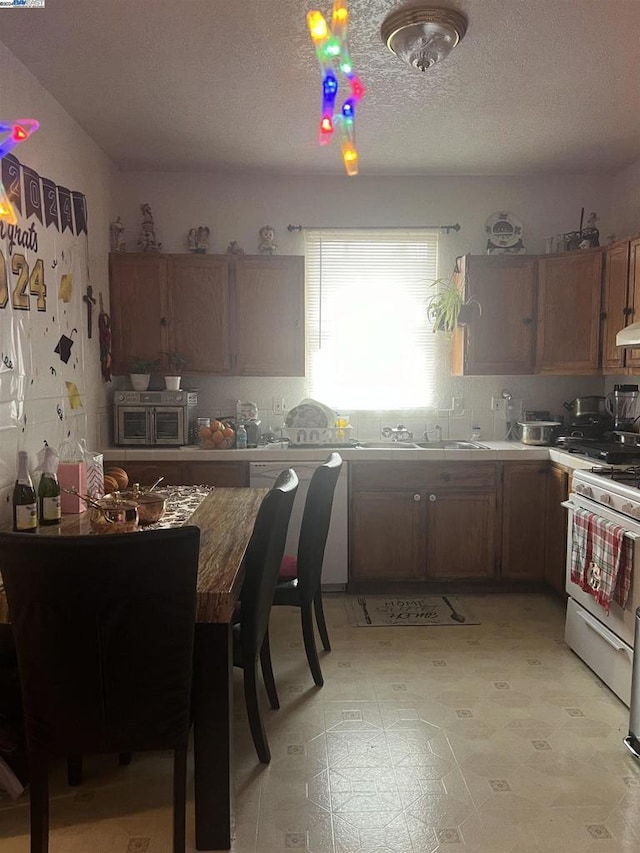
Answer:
[305,229,439,410]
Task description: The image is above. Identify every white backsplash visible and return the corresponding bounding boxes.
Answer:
[165,372,607,443]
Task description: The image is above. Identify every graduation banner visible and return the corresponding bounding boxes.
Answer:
[0,155,89,432]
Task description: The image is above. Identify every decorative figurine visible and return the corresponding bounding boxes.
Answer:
[196,226,210,253]
[226,240,245,254]
[258,225,277,255]
[564,208,599,251]
[484,211,525,254]
[137,203,162,252]
[187,226,210,253]
[110,216,126,252]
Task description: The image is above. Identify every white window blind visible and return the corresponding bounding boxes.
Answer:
[305,229,439,410]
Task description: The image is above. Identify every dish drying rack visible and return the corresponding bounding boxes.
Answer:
[284,425,353,446]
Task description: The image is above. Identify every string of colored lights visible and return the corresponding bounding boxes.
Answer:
[307,1,364,176]
[0,119,39,224]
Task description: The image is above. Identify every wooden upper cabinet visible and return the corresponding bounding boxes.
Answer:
[624,237,640,371]
[109,253,304,376]
[109,254,169,374]
[233,255,305,376]
[535,249,603,374]
[168,255,232,375]
[601,240,631,372]
[452,254,537,375]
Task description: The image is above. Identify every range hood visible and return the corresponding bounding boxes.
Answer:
[616,323,640,347]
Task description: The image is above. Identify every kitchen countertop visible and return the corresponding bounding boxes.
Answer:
[103,442,594,468]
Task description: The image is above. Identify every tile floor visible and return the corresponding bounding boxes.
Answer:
[2,593,640,852]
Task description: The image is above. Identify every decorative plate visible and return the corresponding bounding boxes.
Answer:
[484,211,523,248]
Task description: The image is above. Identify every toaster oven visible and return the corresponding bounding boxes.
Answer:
[114,390,198,446]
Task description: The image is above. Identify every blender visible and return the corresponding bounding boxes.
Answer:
[606,384,640,432]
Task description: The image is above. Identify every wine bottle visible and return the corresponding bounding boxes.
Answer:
[38,445,61,526]
[12,451,37,532]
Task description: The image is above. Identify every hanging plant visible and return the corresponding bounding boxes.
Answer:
[426,278,482,333]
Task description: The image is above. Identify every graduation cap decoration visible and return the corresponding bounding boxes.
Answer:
[54,328,77,364]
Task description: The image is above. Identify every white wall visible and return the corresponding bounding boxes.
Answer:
[0,41,117,525]
[612,158,640,239]
[116,170,613,438]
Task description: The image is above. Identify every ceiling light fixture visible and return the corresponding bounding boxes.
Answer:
[381,4,467,72]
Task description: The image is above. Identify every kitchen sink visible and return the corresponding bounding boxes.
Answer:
[356,441,419,449]
[355,440,488,450]
[415,440,489,449]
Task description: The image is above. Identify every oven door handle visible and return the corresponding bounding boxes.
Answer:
[562,500,640,541]
[576,609,627,651]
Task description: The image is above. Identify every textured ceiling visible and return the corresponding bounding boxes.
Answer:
[1,0,639,176]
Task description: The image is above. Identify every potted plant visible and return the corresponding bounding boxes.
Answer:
[129,356,153,391]
[426,278,482,333]
[155,352,187,390]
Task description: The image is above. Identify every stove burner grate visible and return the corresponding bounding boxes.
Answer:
[590,465,640,485]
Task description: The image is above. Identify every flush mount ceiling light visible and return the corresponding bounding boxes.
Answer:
[381,4,467,72]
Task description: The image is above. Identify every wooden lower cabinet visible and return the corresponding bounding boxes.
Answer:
[183,461,249,487]
[544,464,570,595]
[427,491,496,580]
[349,462,498,586]
[106,460,248,488]
[350,490,426,582]
[349,460,571,591]
[501,463,548,580]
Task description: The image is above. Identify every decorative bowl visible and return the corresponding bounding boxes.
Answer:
[106,490,167,525]
[89,498,139,534]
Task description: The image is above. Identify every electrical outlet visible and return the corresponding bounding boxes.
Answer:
[273,397,285,415]
[452,397,464,414]
[491,397,506,413]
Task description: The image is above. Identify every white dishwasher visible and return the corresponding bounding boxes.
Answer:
[249,459,348,588]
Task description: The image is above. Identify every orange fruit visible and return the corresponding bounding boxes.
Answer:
[106,467,129,490]
[199,425,212,438]
[211,429,225,444]
[222,426,234,437]
[103,475,119,495]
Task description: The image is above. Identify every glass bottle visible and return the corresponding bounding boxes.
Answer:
[38,445,61,525]
[13,451,38,532]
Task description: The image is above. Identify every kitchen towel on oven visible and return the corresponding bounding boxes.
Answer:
[570,508,633,612]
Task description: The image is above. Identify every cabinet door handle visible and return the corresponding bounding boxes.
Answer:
[522,317,533,325]
[429,494,436,502]
[160,316,167,327]
[413,494,421,502]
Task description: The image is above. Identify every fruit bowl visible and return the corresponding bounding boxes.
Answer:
[198,419,235,449]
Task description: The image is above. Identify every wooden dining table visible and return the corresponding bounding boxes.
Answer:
[0,486,269,851]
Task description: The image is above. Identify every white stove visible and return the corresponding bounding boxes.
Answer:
[572,467,640,520]
[564,466,640,709]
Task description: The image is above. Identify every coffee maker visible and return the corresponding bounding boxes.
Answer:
[607,384,640,432]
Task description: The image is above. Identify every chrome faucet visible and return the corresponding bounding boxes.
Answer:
[423,424,443,442]
[381,424,414,442]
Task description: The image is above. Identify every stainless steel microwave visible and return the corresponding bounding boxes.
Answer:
[114,390,198,446]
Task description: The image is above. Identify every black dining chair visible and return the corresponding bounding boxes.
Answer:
[233,468,298,764]
[0,526,201,853]
[271,452,343,687]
